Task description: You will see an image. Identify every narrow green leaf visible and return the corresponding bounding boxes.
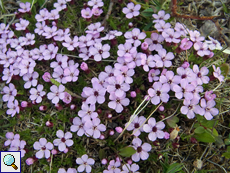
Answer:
[119,146,136,157]
[141,8,154,17]
[99,149,105,160]
[220,63,229,77]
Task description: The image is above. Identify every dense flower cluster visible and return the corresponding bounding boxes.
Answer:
[0,0,225,172]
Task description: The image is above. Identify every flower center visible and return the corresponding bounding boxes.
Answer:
[137,146,142,153]
[61,137,66,142]
[41,146,46,150]
[156,90,161,96]
[134,123,140,128]
[152,126,157,132]
[94,91,99,96]
[115,84,120,89]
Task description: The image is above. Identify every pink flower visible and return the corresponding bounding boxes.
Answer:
[78,103,98,121]
[212,65,224,82]
[144,33,164,51]
[104,160,121,173]
[140,54,156,72]
[148,69,160,82]
[15,19,29,30]
[76,154,95,173]
[194,42,210,57]
[200,98,219,120]
[126,115,146,136]
[2,83,17,102]
[173,80,195,100]
[92,8,103,16]
[205,91,216,101]
[206,36,222,50]
[42,72,51,82]
[33,138,53,159]
[62,36,79,51]
[174,22,188,36]
[121,163,140,173]
[81,8,93,19]
[192,64,209,85]
[153,49,174,68]
[88,0,104,9]
[47,85,65,104]
[6,100,20,117]
[18,2,31,13]
[4,132,20,147]
[162,28,181,43]
[53,130,73,152]
[122,2,141,19]
[159,70,181,91]
[108,92,130,113]
[86,22,104,35]
[58,168,77,173]
[64,65,80,82]
[131,138,151,162]
[181,99,204,119]
[80,62,88,71]
[29,84,46,103]
[143,117,165,141]
[189,30,204,42]
[89,43,110,61]
[54,0,67,11]
[180,38,193,50]
[124,28,146,47]
[152,10,170,23]
[154,20,171,32]
[107,76,130,97]
[148,82,170,105]
[70,117,89,136]
[35,8,49,21]
[62,92,72,104]
[85,118,106,139]
[23,71,39,89]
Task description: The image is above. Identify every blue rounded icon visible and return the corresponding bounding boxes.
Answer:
[3,154,15,166]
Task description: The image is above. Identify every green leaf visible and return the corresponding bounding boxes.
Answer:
[141,8,154,17]
[194,126,205,134]
[224,137,230,145]
[143,22,153,31]
[222,147,230,159]
[119,146,136,157]
[108,18,117,30]
[37,0,45,6]
[166,116,179,128]
[166,163,183,173]
[193,131,215,143]
[220,63,229,77]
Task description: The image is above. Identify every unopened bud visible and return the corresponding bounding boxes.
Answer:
[190,137,197,144]
[127,158,132,165]
[80,62,88,71]
[21,101,28,108]
[158,154,163,160]
[153,141,160,146]
[172,143,180,148]
[63,148,68,153]
[99,134,105,140]
[130,91,136,98]
[46,121,53,127]
[101,158,108,165]
[158,105,164,111]
[26,158,34,165]
[109,129,114,136]
[115,127,123,133]
[51,149,58,155]
[39,105,47,111]
[70,104,76,110]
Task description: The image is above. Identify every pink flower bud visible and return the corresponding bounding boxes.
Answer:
[115,127,123,133]
[141,42,148,50]
[116,156,122,162]
[42,72,51,82]
[21,101,28,107]
[26,158,34,165]
[109,129,114,136]
[99,134,105,140]
[130,91,136,98]
[181,61,190,69]
[128,22,133,28]
[47,157,51,162]
[51,149,58,155]
[70,104,76,110]
[172,143,180,148]
[39,105,47,111]
[55,103,63,111]
[158,105,164,111]
[164,132,170,139]
[80,62,88,71]
[46,121,53,127]
[101,158,108,165]
[190,137,197,144]
[107,113,112,119]
[127,158,132,165]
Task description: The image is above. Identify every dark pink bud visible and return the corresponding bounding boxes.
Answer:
[101,158,108,165]
[141,42,148,50]
[80,62,88,71]
[109,129,114,136]
[51,149,58,155]
[153,141,160,146]
[46,121,53,127]
[99,134,105,140]
[190,137,197,144]
[39,105,47,111]
[21,101,28,108]
[115,127,123,133]
[181,61,190,69]
[130,91,136,98]
[158,105,164,111]
[42,72,51,82]
[172,143,180,148]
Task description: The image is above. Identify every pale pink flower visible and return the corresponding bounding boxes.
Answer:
[122,2,141,19]
[131,138,151,162]
[53,130,73,152]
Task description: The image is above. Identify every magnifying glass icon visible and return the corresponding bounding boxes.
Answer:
[3,154,18,170]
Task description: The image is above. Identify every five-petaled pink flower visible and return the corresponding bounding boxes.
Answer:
[33,138,53,159]
[76,154,95,173]
[53,130,73,152]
